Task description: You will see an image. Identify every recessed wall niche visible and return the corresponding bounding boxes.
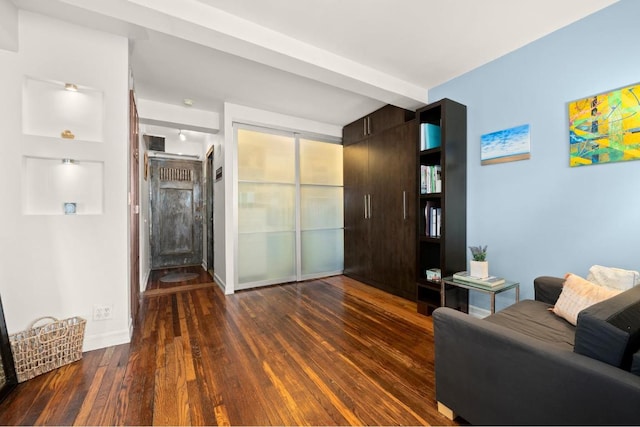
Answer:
[23,156,104,215]
[22,77,104,142]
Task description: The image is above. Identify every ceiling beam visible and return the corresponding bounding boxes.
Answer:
[137,98,220,134]
[50,0,428,109]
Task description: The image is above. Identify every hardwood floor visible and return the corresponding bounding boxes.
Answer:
[0,274,459,426]
[145,265,214,292]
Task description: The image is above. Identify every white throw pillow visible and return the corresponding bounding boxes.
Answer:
[586,265,640,291]
[552,273,622,326]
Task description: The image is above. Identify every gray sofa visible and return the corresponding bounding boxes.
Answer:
[433,276,640,425]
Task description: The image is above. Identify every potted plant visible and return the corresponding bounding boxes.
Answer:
[469,245,489,278]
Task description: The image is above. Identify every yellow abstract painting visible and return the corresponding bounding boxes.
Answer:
[568,83,640,167]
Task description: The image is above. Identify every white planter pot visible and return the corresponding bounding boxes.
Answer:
[470,260,489,278]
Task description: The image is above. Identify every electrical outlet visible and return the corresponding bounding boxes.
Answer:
[93,304,113,321]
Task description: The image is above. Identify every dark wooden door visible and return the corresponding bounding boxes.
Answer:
[367,132,388,286]
[150,158,203,269]
[342,105,415,145]
[343,117,367,144]
[128,90,140,326]
[346,122,417,300]
[376,122,416,298]
[343,140,370,281]
[206,148,214,273]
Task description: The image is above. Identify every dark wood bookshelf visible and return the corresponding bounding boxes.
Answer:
[415,98,468,315]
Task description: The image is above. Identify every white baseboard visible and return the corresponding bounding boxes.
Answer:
[128,317,134,340]
[214,273,227,294]
[141,269,150,292]
[83,328,131,352]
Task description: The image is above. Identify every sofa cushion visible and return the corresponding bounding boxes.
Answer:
[574,284,640,370]
[552,273,621,326]
[534,276,564,305]
[587,265,640,291]
[485,300,575,350]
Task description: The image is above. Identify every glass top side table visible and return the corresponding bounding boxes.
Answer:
[441,276,520,314]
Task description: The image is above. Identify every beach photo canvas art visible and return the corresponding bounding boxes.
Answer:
[481,124,531,165]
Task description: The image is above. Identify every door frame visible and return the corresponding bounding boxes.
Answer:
[205,145,215,274]
[128,90,140,327]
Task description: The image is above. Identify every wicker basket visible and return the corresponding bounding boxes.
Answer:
[9,316,86,383]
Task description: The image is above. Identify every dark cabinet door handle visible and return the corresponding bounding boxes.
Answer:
[403,191,407,220]
[364,194,368,219]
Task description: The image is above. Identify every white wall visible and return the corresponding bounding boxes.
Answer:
[0,0,18,52]
[0,11,130,351]
[429,0,640,312]
[221,103,342,294]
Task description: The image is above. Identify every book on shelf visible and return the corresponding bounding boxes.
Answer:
[424,202,441,237]
[452,271,506,287]
[420,123,441,150]
[424,203,430,236]
[430,208,437,237]
[426,268,441,281]
[420,165,442,194]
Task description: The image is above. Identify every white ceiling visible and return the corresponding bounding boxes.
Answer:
[130,30,380,125]
[195,0,617,89]
[15,0,619,127]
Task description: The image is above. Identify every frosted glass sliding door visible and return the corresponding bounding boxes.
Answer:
[299,138,344,278]
[236,127,344,288]
[237,128,296,285]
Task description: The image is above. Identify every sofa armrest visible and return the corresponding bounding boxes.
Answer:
[433,307,640,425]
[534,276,564,304]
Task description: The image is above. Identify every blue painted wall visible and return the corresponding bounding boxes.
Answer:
[429,0,640,311]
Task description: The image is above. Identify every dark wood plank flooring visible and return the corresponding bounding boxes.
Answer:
[145,265,214,291]
[0,273,458,426]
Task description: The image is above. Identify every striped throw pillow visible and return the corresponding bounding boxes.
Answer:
[552,273,622,326]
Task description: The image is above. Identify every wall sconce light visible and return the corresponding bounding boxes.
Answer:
[179,130,186,141]
[61,158,76,165]
[64,83,78,92]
